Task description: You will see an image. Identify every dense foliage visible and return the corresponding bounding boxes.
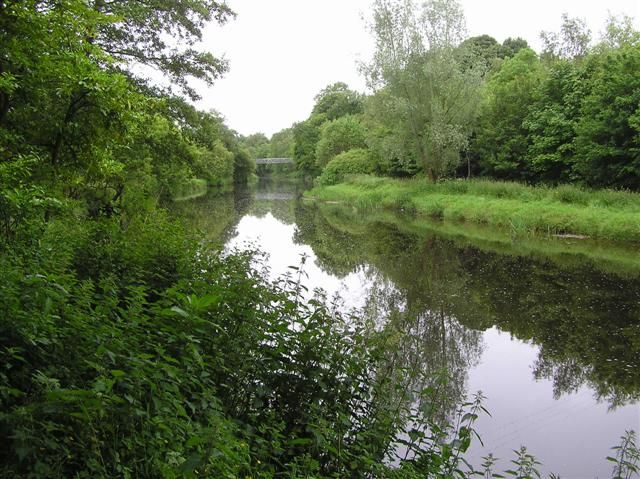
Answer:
[0,0,252,209]
[283,3,640,191]
[0,1,493,477]
[2,0,639,477]
[316,149,376,186]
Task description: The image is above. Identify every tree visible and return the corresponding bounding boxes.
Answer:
[459,34,501,70]
[572,45,640,188]
[93,0,235,99]
[290,83,365,178]
[0,0,146,193]
[0,0,239,215]
[500,37,530,58]
[472,48,544,180]
[540,13,592,60]
[523,60,583,183]
[269,128,295,158]
[363,89,421,177]
[241,133,270,159]
[365,0,485,181]
[315,115,367,168]
[293,116,324,177]
[598,14,640,50]
[311,82,363,120]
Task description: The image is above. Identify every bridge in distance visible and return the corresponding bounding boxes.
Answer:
[255,157,294,165]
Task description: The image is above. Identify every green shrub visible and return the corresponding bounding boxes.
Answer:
[550,184,590,205]
[315,115,367,168]
[316,148,375,186]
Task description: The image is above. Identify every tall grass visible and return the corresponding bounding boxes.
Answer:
[305,176,640,242]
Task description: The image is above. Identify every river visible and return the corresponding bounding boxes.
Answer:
[172,179,640,478]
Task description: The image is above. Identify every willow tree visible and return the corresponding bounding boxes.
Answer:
[364,0,485,180]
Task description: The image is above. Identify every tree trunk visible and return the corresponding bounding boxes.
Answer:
[0,61,9,125]
[0,0,12,125]
[51,91,87,166]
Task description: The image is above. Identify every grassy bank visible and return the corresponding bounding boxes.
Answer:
[305,176,640,242]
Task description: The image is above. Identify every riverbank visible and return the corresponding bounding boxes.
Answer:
[312,202,640,278]
[305,175,640,242]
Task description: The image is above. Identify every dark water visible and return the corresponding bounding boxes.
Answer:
[173,179,640,478]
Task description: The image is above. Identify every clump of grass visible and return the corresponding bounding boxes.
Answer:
[460,179,534,200]
[551,184,590,205]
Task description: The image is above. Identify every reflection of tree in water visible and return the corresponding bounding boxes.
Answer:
[168,189,239,244]
[361,259,483,423]
[293,202,365,276]
[168,180,299,247]
[458,250,640,407]
[296,203,484,418]
[241,179,299,225]
[304,203,640,408]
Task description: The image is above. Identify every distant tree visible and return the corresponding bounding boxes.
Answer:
[293,115,325,177]
[212,119,256,183]
[312,82,363,120]
[163,102,240,185]
[500,37,530,58]
[316,148,375,186]
[365,0,485,180]
[269,128,295,158]
[523,60,583,183]
[541,13,592,60]
[572,45,640,189]
[459,34,501,70]
[292,83,364,177]
[473,48,544,180]
[231,149,252,182]
[598,14,640,49]
[241,133,270,160]
[363,89,421,177]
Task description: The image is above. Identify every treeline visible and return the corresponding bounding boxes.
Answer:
[472,20,640,188]
[239,129,296,177]
[264,2,640,190]
[0,0,254,222]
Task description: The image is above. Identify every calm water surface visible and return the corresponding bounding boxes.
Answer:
[174,179,640,478]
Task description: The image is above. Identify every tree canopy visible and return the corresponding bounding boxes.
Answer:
[364,0,485,180]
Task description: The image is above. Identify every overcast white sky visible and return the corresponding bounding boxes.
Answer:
[196,0,639,138]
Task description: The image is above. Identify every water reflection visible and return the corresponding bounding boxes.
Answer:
[171,180,640,477]
[301,203,640,408]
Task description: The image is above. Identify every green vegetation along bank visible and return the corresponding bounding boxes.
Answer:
[306,175,640,242]
[2,0,639,477]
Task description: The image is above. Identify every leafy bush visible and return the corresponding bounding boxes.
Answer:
[316,148,375,186]
[0,208,392,478]
[315,115,367,168]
